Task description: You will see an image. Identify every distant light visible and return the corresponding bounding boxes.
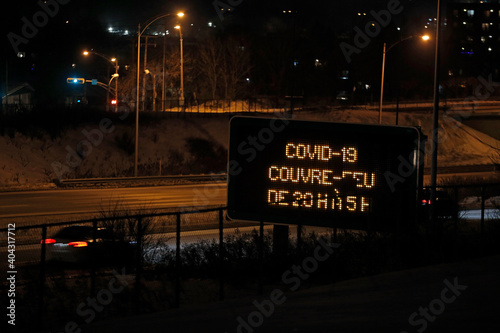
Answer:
[397,27,401,31]
[488,47,492,51]
[208,22,213,27]
[422,35,430,41]
[108,27,113,32]
[83,51,89,56]
[177,12,184,17]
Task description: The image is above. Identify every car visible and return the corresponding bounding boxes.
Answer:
[420,188,458,220]
[41,225,136,264]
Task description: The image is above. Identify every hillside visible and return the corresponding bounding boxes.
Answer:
[0,110,499,188]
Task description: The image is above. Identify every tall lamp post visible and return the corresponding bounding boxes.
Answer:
[83,50,119,112]
[430,0,442,228]
[174,24,184,107]
[379,35,430,124]
[135,12,184,177]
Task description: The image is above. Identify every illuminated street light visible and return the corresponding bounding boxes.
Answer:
[174,25,184,107]
[83,50,119,112]
[135,11,184,177]
[379,35,430,124]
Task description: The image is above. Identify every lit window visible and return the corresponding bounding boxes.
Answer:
[467,9,474,17]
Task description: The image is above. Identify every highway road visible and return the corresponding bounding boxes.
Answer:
[0,183,227,221]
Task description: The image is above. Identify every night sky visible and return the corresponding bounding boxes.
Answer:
[1,0,439,101]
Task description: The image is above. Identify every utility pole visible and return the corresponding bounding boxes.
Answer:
[142,37,148,112]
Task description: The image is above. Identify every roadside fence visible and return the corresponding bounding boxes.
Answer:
[1,183,499,332]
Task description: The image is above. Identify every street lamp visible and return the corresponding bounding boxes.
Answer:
[378,35,429,124]
[174,24,184,107]
[83,50,119,112]
[135,11,184,177]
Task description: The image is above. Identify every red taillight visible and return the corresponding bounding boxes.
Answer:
[68,241,88,248]
[41,239,56,244]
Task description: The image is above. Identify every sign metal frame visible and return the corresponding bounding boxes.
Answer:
[227,116,424,231]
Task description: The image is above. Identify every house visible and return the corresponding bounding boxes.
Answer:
[2,82,35,112]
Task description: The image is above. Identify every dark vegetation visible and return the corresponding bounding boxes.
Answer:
[4,198,500,332]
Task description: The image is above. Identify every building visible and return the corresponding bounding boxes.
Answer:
[2,82,35,113]
[444,0,500,79]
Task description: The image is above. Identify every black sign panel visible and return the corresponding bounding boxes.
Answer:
[227,116,424,230]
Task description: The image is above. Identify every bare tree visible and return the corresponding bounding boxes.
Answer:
[197,37,220,100]
[220,37,252,100]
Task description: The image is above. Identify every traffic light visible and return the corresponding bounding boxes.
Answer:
[66,78,85,84]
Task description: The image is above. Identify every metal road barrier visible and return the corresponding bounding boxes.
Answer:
[56,174,228,187]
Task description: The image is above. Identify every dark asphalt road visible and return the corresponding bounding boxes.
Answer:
[0,183,227,221]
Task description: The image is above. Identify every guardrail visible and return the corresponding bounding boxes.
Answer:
[56,173,228,187]
[423,164,499,175]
